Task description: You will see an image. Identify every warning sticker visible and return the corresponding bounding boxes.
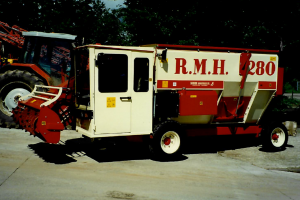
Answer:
[162,81,168,88]
[107,97,116,108]
[270,57,276,61]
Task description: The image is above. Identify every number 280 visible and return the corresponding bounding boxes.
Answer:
[248,61,275,76]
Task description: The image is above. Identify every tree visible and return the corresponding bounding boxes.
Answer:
[118,0,299,49]
[0,0,122,44]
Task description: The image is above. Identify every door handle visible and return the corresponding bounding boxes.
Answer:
[120,97,131,100]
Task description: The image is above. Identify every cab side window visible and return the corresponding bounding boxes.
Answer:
[134,58,149,92]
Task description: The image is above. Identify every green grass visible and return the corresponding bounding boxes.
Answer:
[271,95,300,112]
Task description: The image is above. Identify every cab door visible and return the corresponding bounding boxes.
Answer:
[94,51,132,134]
[130,53,153,134]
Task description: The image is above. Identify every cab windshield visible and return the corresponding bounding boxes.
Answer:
[21,36,73,85]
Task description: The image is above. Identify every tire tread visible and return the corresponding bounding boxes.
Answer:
[0,69,46,128]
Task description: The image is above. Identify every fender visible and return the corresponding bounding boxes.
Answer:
[0,63,50,86]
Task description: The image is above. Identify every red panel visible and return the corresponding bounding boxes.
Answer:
[178,90,218,116]
[19,98,46,110]
[258,81,276,90]
[276,67,284,95]
[36,106,64,144]
[157,80,223,89]
[214,96,251,122]
[186,126,262,137]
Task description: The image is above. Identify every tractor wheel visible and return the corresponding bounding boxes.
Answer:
[149,121,185,158]
[262,123,288,151]
[0,70,45,128]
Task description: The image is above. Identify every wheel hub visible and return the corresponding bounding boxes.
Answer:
[272,134,279,140]
[164,137,171,145]
[4,88,30,113]
[271,127,285,147]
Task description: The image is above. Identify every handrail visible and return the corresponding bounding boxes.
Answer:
[20,85,63,107]
[34,91,57,96]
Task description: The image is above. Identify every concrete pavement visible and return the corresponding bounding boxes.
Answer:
[0,128,300,200]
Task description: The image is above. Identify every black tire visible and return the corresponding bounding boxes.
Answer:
[0,69,45,128]
[149,121,185,158]
[262,123,288,151]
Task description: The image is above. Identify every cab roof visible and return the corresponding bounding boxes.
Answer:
[22,31,76,40]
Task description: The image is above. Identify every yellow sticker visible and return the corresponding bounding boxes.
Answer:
[31,100,36,103]
[162,81,168,88]
[160,58,168,63]
[190,95,197,98]
[107,97,116,108]
[199,101,203,105]
[42,121,46,125]
[270,57,276,61]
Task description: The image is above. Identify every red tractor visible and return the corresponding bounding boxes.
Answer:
[0,22,76,127]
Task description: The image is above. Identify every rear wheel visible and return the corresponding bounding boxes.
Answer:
[0,70,45,127]
[262,123,288,151]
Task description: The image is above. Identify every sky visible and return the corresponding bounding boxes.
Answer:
[102,0,125,10]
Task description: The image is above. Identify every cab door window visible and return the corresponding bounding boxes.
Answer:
[98,54,128,93]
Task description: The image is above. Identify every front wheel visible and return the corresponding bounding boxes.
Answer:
[262,123,288,151]
[149,121,184,158]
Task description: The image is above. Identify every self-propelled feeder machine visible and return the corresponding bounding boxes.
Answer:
[12,43,287,157]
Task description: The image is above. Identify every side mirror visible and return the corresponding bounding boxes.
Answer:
[162,48,167,62]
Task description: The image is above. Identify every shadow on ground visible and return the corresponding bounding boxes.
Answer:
[28,137,150,164]
[27,134,265,164]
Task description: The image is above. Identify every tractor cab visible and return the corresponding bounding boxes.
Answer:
[20,32,76,85]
